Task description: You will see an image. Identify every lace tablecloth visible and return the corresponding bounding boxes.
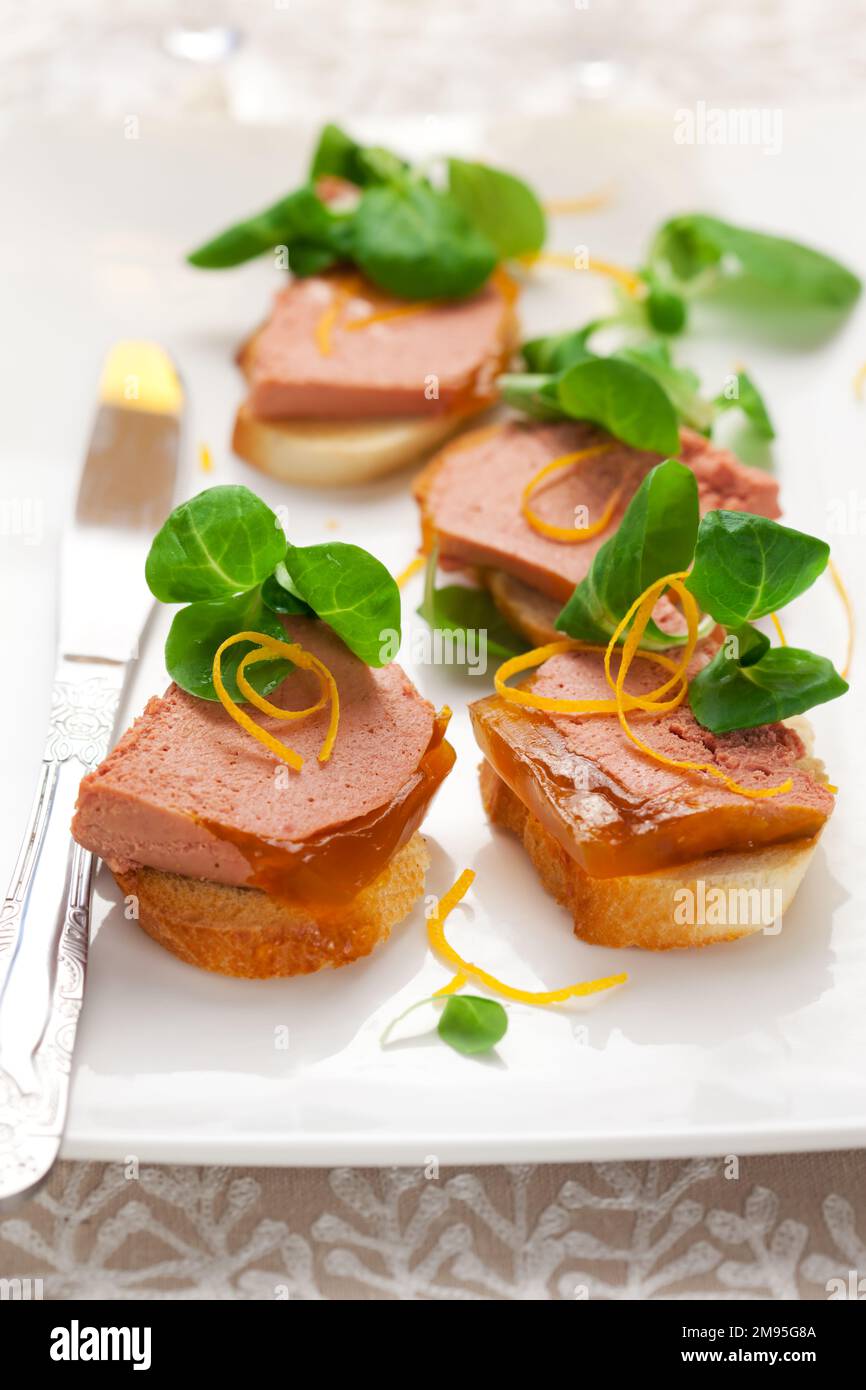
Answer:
[2,1154,864,1300]
[1,0,864,1301]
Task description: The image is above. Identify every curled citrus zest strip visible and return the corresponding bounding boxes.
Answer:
[828,559,854,679]
[434,971,467,997]
[520,250,644,298]
[604,572,697,711]
[770,612,787,646]
[239,635,340,763]
[493,573,795,800]
[608,574,793,801]
[521,444,622,541]
[212,631,339,770]
[395,553,426,587]
[427,870,627,1005]
[236,647,327,719]
[198,443,213,473]
[494,639,686,715]
[314,273,365,355]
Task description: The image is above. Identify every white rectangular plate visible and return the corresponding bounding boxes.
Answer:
[1,108,864,1165]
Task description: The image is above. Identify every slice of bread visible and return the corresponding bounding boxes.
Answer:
[483,568,561,645]
[113,832,430,978]
[479,763,820,950]
[232,400,486,487]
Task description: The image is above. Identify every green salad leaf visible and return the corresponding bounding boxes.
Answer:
[556,459,699,648]
[187,122,544,301]
[447,158,546,259]
[418,549,527,664]
[187,185,353,272]
[689,628,848,732]
[309,122,364,182]
[685,511,830,628]
[437,995,508,1055]
[553,465,845,732]
[643,275,688,335]
[165,589,291,702]
[261,562,315,616]
[615,340,715,433]
[556,358,680,455]
[497,372,565,421]
[520,323,599,374]
[502,323,774,452]
[713,370,775,440]
[145,486,287,603]
[351,181,497,300]
[147,487,400,705]
[283,541,401,666]
[649,213,861,310]
[381,990,509,1056]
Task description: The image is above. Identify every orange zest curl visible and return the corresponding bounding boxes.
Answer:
[521,443,621,541]
[212,630,340,771]
[427,870,627,1005]
[394,553,427,588]
[494,571,795,801]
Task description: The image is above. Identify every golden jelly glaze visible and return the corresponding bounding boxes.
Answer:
[197,711,455,911]
[470,696,827,880]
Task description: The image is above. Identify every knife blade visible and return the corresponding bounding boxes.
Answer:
[0,342,181,1202]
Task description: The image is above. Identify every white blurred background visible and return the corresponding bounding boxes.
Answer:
[1,0,863,123]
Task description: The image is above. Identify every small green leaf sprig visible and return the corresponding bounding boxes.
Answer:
[145,485,401,701]
[500,212,860,453]
[556,459,847,732]
[187,122,546,301]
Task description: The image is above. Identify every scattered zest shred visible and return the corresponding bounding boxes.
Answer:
[544,189,613,216]
[853,361,866,400]
[395,553,427,587]
[314,274,365,355]
[828,559,854,679]
[770,612,787,646]
[198,443,214,473]
[494,572,796,801]
[521,444,620,541]
[212,630,339,771]
[520,250,644,298]
[427,869,627,1005]
[345,300,437,331]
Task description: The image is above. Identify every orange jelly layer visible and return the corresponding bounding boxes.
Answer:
[471,696,826,880]
[197,712,455,910]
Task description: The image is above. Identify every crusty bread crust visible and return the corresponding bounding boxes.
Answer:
[113,832,430,978]
[483,568,561,645]
[232,400,481,487]
[479,763,820,950]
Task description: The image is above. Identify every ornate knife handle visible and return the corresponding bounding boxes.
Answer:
[0,659,126,1203]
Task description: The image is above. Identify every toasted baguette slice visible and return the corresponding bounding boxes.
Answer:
[232,401,486,487]
[113,832,429,978]
[480,763,820,950]
[483,568,561,645]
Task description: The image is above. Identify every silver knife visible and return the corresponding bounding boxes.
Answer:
[0,342,181,1202]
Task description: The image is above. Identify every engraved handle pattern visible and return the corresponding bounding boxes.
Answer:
[0,662,124,1202]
